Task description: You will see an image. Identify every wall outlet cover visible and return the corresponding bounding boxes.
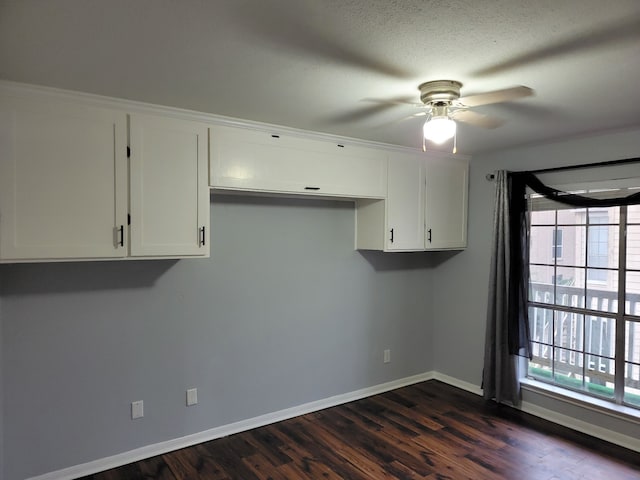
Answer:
[384,349,391,363]
[186,388,198,406]
[131,400,144,419]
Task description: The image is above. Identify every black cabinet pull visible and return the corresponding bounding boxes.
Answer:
[200,226,206,246]
[118,225,124,247]
[390,228,394,243]
[304,186,320,190]
[427,228,432,243]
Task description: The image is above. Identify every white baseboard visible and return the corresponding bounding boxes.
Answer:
[431,371,484,396]
[27,370,639,479]
[27,371,436,480]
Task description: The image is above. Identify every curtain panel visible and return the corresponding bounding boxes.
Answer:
[482,171,530,406]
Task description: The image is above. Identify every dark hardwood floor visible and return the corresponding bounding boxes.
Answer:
[81,381,640,479]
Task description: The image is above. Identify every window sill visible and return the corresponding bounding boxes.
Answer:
[520,378,640,425]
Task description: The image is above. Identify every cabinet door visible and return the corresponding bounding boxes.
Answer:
[386,152,425,251]
[310,142,387,198]
[210,125,386,198]
[424,157,468,250]
[0,93,128,261]
[129,114,209,257]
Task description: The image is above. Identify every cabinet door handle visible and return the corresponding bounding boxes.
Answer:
[390,228,394,243]
[304,186,320,191]
[427,228,432,243]
[118,225,124,247]
[200,226,206,246]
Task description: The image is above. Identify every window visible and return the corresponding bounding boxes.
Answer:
[528,201,640,409]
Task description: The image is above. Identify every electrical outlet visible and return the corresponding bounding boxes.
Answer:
[186,388,198,406]
[384,349,391,364]
[131,400,144,419]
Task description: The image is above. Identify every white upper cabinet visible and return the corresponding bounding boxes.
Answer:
[129,114,209,257]
[424,156,469,250]
[210,125,387,199]
[0,93,128,261]
[356,152,469,252]
[0,86,210,263]
[0,82,467,262]
[385,152,425,251]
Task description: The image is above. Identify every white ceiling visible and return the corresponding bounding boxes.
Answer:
[1,0,640,156]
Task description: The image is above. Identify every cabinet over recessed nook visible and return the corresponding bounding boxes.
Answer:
[209,124,469,253]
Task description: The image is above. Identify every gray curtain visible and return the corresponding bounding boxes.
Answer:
[482,170,521,405]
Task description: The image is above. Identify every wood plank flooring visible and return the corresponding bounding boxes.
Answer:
[81,381,640,480]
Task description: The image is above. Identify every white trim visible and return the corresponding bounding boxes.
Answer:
[0,80,468,161]
[520,378,640,425]
[431,372,484,396]
[519,401,640,453]
[27,371,435,480]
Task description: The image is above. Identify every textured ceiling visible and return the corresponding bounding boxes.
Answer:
[1,0,640,156]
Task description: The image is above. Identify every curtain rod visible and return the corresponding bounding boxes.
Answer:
[486,156,640,181]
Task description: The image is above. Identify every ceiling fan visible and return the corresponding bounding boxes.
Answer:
[412,80,534,153]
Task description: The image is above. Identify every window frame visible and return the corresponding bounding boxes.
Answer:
[527,191,640,409]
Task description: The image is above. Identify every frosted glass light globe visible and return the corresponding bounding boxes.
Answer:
[423,117,456,144]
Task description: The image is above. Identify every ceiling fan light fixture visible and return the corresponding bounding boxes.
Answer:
[423,116,456,144]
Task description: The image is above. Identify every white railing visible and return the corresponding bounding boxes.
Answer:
[529,282,640,389]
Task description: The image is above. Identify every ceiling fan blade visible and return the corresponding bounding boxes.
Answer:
[374,111,431,130]
[324,104,399,124]
[458,86,534,107]
[451,110,505,129]
[323,96,419,124]
[496,102,568,120]
[396,111,428,122]
[362,96,422,108]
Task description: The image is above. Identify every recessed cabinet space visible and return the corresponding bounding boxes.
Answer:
[356,152,468,252]
[209,124,387,199]
[0,88,209,262]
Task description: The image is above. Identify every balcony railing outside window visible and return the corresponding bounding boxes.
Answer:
[529,282,640,405]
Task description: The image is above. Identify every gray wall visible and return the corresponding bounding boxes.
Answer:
[431,127,640,439]
[0,195,435,480]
